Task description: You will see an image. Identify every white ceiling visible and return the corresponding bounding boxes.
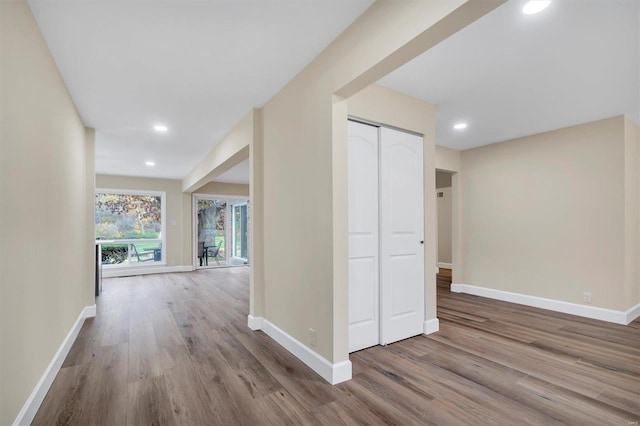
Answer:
[379,0,639,151]
[214,158,250,185]
[29,0,374,180]
[30,0,639,185]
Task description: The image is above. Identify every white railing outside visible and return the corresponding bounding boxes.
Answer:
[98,238,163,267]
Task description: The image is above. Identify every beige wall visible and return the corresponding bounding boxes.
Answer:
[347,84,438,322]
[96,175,192,267]
[436,170,453,189]
[249,108,264,318]
[196,182,249,197]
[437,186,453,264]
[459,116,629,311]
[624,117,640,308]
[0,2,94,423]
[436,145,461,173]
[259,0,504,364]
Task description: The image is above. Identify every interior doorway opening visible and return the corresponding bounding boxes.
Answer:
[436,170,455,288]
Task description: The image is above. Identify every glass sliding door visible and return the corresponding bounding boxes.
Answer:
[194,195,249,268]
[233,203,248,262]
[195,198,226,268]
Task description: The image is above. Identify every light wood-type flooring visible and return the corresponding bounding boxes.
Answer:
[34,267,640,425]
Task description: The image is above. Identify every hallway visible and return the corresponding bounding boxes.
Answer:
[34,268,640,425]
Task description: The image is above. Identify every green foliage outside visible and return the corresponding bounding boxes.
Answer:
[96,193,161,239]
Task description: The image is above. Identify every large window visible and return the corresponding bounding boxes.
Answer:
[95,190,166,266]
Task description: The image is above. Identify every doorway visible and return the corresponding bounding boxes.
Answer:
[193,194,249,268]
[436,170,454,286]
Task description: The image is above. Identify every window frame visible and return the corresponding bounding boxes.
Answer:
[95,188,167,268]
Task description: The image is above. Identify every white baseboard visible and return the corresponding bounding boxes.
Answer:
[102,265,193,278]
[423,318,440,334]
[247,315,263,331]
[626,303,640,324]
[438,262,452,269]
[247,316,351,384]
[451,283,636,325]
[13,305,96,426]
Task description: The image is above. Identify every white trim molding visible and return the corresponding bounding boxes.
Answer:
[451,284,637,325]
[437,262,452,269]
[13,305,96,426]
[247,316,351,384]
[102,265,193,278]
[423,318,440,334]
[626,303,640,324]
[247,315,264,331]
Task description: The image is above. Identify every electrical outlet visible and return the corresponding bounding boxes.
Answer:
[308,328,316,347]
[583,292,592,304]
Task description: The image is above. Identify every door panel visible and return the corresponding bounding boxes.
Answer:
[380,127,424,345]
[348,120,380,353]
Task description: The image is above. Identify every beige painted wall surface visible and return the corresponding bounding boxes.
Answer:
[437,187,453,264]
[0,2,93,423]
[261,0,504,364]
[460,117,627,311]
[624,117,640,308]
[250,109,265,318]
[347,84,438,322]
[436,170,453,189]
[436,145,461,173]
[96,175,192,267]
[196,182,249,197]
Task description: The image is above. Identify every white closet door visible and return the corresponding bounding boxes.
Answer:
[348,120,380,353]
[379,127,424,345]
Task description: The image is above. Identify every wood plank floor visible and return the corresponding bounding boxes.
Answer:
[34,268,640,425]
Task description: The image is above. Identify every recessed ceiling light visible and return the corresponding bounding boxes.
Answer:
[453,123,468,130]
[145,161,155,166]
[522,0,550,15]
[153,124,168,132]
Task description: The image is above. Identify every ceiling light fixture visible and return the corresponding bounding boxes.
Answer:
[453,123,468,130]
[153,124,168,132]
[522,0,550,15]
[145,161,155,166]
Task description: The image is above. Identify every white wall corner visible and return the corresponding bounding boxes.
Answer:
[258,318,352,385]
[450,283,464,293]
[83,304,97,318]
[437,262,452,269]
[423,318,440,334]
[13,305,94,426]
[247,315,263,331]
[331,360,352,384]
[451,283,631,325]
[626,303,640,324]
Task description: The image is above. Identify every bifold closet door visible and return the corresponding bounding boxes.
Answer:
[379,127,424,345]
[347,120,380,353]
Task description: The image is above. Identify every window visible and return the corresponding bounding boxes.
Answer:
[95,189,166,266]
